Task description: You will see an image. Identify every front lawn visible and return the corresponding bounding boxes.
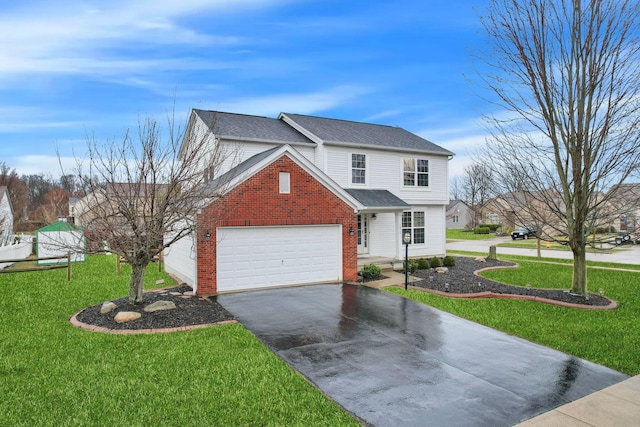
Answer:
[0,255,358,426]
[388,256,640,375]
[446,228,501,240]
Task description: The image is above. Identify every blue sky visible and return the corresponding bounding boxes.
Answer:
[0,0,494,180]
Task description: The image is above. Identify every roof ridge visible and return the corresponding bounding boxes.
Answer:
[194,109,271,120]
[281,112,401,129]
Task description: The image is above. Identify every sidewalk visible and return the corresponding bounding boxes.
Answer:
[516,375,640,426]
[446,237,640,265]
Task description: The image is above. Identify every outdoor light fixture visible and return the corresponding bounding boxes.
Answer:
[205,230,211,240]
[349,226,355,236]
[403,232,411,290]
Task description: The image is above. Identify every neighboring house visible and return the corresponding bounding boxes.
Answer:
[446,199,473,229]
[73,183,167,227]
[68,196,80,225]
[165,109,454,295]
[0,186,14,245]
[605,183,640,232]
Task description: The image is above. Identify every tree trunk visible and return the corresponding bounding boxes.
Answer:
[570,246,587,295]
[128,262,148,304]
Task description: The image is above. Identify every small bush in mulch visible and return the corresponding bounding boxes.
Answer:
[360,264,382,280]
[417,258,430,270]
[410,256,612,307]
[74,284,235,330]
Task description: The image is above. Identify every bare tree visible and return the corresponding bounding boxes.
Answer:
[459,161,495,228]
[479,0,640,295]
[67,112,233,304]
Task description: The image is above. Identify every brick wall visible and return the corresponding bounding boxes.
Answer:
[197,154,358,294]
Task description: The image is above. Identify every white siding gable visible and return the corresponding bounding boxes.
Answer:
[325,145,450,204]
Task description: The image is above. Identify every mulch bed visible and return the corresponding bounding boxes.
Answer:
[73,284,235,331]
[409,256,613,307]
[73,257,614,333]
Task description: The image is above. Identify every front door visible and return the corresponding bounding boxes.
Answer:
[357,214,369,255]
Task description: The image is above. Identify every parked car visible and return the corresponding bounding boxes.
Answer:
[511,226,537,240]
[613,231,640,245]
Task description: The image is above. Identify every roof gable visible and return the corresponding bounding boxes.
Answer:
[194,109,314,144]
[211,145,361,211]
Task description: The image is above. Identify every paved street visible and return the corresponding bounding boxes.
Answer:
[446,236,640,265]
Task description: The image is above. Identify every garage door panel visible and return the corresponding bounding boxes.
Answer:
[217,225,342,292]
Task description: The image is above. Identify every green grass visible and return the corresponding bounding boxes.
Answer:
[446,228,500,240]
[388,256,640,375]
[0,255,358,426]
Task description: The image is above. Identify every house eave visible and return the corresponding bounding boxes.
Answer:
[218,134,316,147]
[322,140,454,157]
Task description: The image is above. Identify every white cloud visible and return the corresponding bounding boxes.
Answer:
[0,0,289,78]
[216,85,371,116]
[10,155,77,177]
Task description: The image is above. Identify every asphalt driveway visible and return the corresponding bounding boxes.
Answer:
[218,284,627,426]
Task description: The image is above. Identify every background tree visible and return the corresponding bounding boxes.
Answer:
[68,113,232,304]
[479,0,640,295]
[458,161,495,228]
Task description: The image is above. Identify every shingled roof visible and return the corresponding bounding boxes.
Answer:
[281,113,453,156]
[191,109,453,156]
[194,110,314,144]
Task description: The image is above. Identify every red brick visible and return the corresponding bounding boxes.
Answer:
[196,155,357,294]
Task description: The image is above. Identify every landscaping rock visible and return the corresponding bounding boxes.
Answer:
[114,311,141,323]
[100,301,117,314]
[155,279,165,285]
[475,256,486,263]
[435,267,449,274]
[169,291,182,296]
[184,291,195,296]
[143,300,176,313]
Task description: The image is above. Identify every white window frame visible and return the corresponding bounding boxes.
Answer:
[279,172,290,194]
[402,211,425,244]
[402,158,429,188]
[351,153,367,185]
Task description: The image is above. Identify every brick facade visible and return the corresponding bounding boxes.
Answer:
[196,154,358,294]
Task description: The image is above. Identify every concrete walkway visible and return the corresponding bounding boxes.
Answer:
[515,375,640,426]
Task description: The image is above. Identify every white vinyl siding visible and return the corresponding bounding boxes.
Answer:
[164,231,197,289]
[324,146,449,203]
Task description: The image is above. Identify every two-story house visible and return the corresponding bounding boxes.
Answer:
[164,109,454,294]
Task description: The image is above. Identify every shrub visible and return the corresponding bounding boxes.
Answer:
[403,259,418,274]
[430,257,442,268]
[474,226,491,235]
[478,223,501,231]
[417,258,430,270]
[360,264,382,280]
[442,255,456,267]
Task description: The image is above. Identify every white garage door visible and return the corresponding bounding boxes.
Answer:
[216,225,342,292]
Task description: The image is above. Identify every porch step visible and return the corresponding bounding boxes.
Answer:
[357,257,401,271]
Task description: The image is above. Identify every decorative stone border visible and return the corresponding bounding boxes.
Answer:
[69,313,238,334]
[396,262,618,310]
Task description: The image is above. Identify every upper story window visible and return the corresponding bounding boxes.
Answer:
[279,172,290,194]
[351,154,366,184]
[403,158,429,187]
